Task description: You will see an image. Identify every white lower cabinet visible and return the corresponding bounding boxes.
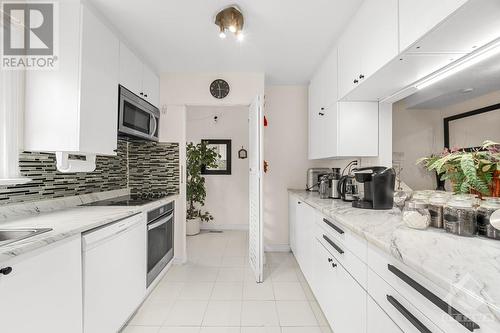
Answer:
[313,238,367,333]
[367,295,403,333]
[288,195,297,253]
[0,236,83,333]
[295,200,315,281]
[288,194,475,333]
[368,268,444,333]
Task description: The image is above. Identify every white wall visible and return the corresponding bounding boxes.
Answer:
[186,106,249,229]
[159,104,187,263]
[263,86,354,250]
[161,72,265,106]
[393,90,500,190]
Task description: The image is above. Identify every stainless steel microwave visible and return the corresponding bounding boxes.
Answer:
[118,85,160,141]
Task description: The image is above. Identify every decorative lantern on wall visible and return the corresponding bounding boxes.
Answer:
[238,146,247,159]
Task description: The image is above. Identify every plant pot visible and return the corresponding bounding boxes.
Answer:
[186,217,201,236]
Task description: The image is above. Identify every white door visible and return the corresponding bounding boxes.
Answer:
[248,95,264,283]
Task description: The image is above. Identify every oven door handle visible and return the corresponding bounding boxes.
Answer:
[148,213,173,230]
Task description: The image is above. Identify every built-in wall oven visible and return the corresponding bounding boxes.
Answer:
[147,202,174,287]
[118,85,160,142]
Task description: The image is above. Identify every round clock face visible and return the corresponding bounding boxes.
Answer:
[210,79,230,99]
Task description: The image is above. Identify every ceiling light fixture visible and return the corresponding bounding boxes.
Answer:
[415,39,500,90]
[215,6,244,41]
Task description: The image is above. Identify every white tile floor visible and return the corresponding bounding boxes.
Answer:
[123,231,333,333]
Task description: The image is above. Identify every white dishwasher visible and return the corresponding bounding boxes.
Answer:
[83,213,146,333]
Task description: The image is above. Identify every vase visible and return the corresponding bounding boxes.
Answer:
[186,217,201,236]
[491,170,500,198]
[435,171,446,191]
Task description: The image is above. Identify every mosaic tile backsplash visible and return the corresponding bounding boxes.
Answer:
[0,138,180,206]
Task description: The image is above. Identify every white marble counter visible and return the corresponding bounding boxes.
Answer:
[289,189,500,329]
[0,192,178,264]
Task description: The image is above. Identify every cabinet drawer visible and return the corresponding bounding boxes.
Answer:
[368,268,445,333]
[316,222,367,289]
[316,213,367,262]
[367,244,483,333]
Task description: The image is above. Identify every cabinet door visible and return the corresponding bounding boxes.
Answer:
[0,237,82,333]
[359,0,398,80]
[399,0,468,52]
[313,239,337,315]
[308,75,322,160]
[367,296,403,333]
[337,102,379,157]
[119,42,143,95]
[295,202,314,277]
[79,4,119,155]
[321,103,338,158]
[142,65,160,107]
[314,239,367,333]
[338,23,361,99]
[288,195,298,253]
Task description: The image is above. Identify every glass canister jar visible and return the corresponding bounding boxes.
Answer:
[411,191,432,203]
[403,200,431,230]
[443,196,476,237]
[477,197,500,240]
[428,192,450,228]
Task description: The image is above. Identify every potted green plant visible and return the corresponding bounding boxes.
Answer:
[186,141,219,235]
[418,141,500,197]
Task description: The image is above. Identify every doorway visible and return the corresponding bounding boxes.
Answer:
[186,105,250,230]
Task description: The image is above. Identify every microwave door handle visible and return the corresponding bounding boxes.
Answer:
[150,114,158,136]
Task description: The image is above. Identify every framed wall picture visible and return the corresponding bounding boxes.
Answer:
[444,103,500,151]
[201,139,232,175]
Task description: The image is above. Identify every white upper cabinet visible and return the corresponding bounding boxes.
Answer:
[25,2,119,156]
[309,46,378,159]
[338,0,398,99]
[119,42,160,108]
[337,102,379,157]
[142,65,160,107]
[399,0,468,52]
[119,43,143,95]
[308,49,337,160]
[403,0,500,54]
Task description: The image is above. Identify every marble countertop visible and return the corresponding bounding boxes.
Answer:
[0,192,178,264]
[289,189,500,328]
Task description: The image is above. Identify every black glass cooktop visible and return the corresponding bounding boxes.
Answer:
[83,193,169,206]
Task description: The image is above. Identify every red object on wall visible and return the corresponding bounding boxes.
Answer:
[264,116,268,127]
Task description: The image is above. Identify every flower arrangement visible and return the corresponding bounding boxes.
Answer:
[417,141,500,196]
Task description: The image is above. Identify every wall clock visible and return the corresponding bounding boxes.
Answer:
[210,79,230,99]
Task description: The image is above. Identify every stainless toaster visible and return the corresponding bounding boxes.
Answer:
[306,168,331,191]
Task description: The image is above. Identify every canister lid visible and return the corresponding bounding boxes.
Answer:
[480,197,500,209]
[407,200,428,209]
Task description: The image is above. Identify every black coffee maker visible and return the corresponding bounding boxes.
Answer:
[352,166,395,210]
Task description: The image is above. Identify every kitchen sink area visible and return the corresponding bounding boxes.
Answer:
[0,228,52,247]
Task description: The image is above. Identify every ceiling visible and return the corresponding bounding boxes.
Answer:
[88,0,363,84]
[402,52,500,109]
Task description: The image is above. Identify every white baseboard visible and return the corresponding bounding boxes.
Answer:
[200,223,249,231]
[265,244,291,252]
